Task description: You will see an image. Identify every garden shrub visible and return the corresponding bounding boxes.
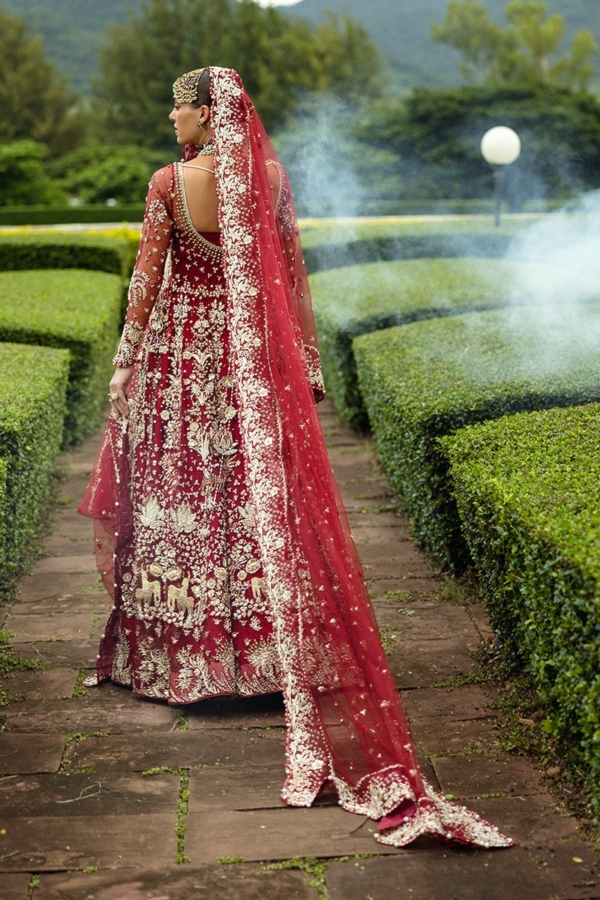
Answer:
[299,216,540,251]
[0,206,145,226]
[442,404,600,807]
[354,304,600,568]
[0,343,69,595]
[312,259,544,427]
[0,230,138,279]
[303,231,512,275]
[0,270,122,445]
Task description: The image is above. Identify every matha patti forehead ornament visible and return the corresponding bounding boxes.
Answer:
[173,68,208,104]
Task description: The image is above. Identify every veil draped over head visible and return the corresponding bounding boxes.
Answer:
[189,68,512,848]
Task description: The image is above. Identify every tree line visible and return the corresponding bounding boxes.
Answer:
[0,0,598,209]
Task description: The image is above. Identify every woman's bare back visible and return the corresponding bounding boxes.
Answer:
[180,161,220,233]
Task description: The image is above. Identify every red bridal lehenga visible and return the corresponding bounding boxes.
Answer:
[79,67,513,849]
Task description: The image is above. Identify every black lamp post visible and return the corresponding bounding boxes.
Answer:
[480,126,521,226]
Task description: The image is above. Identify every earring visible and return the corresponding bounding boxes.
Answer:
[198,120,206,131]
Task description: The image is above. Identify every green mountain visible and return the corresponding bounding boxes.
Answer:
[284,0,600,87]
[0,0,139,93]
[2,0,598,93]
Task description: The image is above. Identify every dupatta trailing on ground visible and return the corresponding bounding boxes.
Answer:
[200,67,512,848]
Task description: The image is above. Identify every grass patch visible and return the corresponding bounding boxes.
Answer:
[354,304,600,568]
[0,270,122,445]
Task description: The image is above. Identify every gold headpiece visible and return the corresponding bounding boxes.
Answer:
[173,68,208,104]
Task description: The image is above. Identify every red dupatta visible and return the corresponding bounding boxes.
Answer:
[206,67,512,848]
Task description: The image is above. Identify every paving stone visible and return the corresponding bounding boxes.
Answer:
[431,752,544,799]
[189,767,288,812]
[185,807,399,863]
[470,794,583,848]
[187,692,286,730]
[468,602,496,642]
[4,695,177,734]
[36,865,318,900]
[367,580,439,603]
[9,595,110,617]
[31,556,97,576]
[17,641,99,668]
[361,559,434,580]
[0,734,65,775]
[1,873,33,900]
[0,814,177,872]
[326,843,600,900]
[43,535,96,556]
[359,550,433,575]
[390,645,475,690]
[336,481,395,509]
[376,602,480,646]
[0,667,79,701]
[330,455,377,477]
[8,612,103,644]
[351,525,418,549]
[371,576,444,595]
[347,512,408,530]
[16,572,100,604]
[402,685,501,721]
[0,772,179,818]
[72,730,286,773]
[408,717,501,756]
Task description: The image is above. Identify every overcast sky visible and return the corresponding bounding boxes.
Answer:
[252,0,303,6]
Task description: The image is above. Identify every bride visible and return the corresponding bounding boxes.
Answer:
[79,66,512,850]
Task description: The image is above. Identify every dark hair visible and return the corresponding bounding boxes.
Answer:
[191,69,212,108]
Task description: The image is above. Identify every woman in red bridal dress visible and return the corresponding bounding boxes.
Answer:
[79,66,512,849]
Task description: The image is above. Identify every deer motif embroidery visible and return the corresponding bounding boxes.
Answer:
[167,577,194,617]
[135,569,161,606]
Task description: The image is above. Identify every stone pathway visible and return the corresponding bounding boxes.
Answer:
[0,400,598,900]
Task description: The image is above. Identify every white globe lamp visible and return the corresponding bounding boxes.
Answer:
[480,126,521,225]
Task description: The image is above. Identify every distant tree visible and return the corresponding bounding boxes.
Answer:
[432,0,597,90]
[0,8,81,157]
[0,141,68,206]
[367,85,600,203]
[49,144,166,203]
[93,0,384,149]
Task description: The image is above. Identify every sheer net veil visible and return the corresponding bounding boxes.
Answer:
[81,64,512,849]
[182,67,513,848]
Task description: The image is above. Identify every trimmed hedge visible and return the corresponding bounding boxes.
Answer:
[303,231,513,275]
[299,215,542,250]
[0,205,145,226]
[0,270,123,445]
[0,458,7,578]
[0,230,138,277]
[443,404,600,806]
[312,259,543,427]
[354,305,600,568]
[0,343,69,592]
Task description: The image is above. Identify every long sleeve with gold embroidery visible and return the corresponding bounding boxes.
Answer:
[270,161,326,403]
[113,167,174,367]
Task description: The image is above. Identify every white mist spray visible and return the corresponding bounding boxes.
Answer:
[504,190,600,373]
